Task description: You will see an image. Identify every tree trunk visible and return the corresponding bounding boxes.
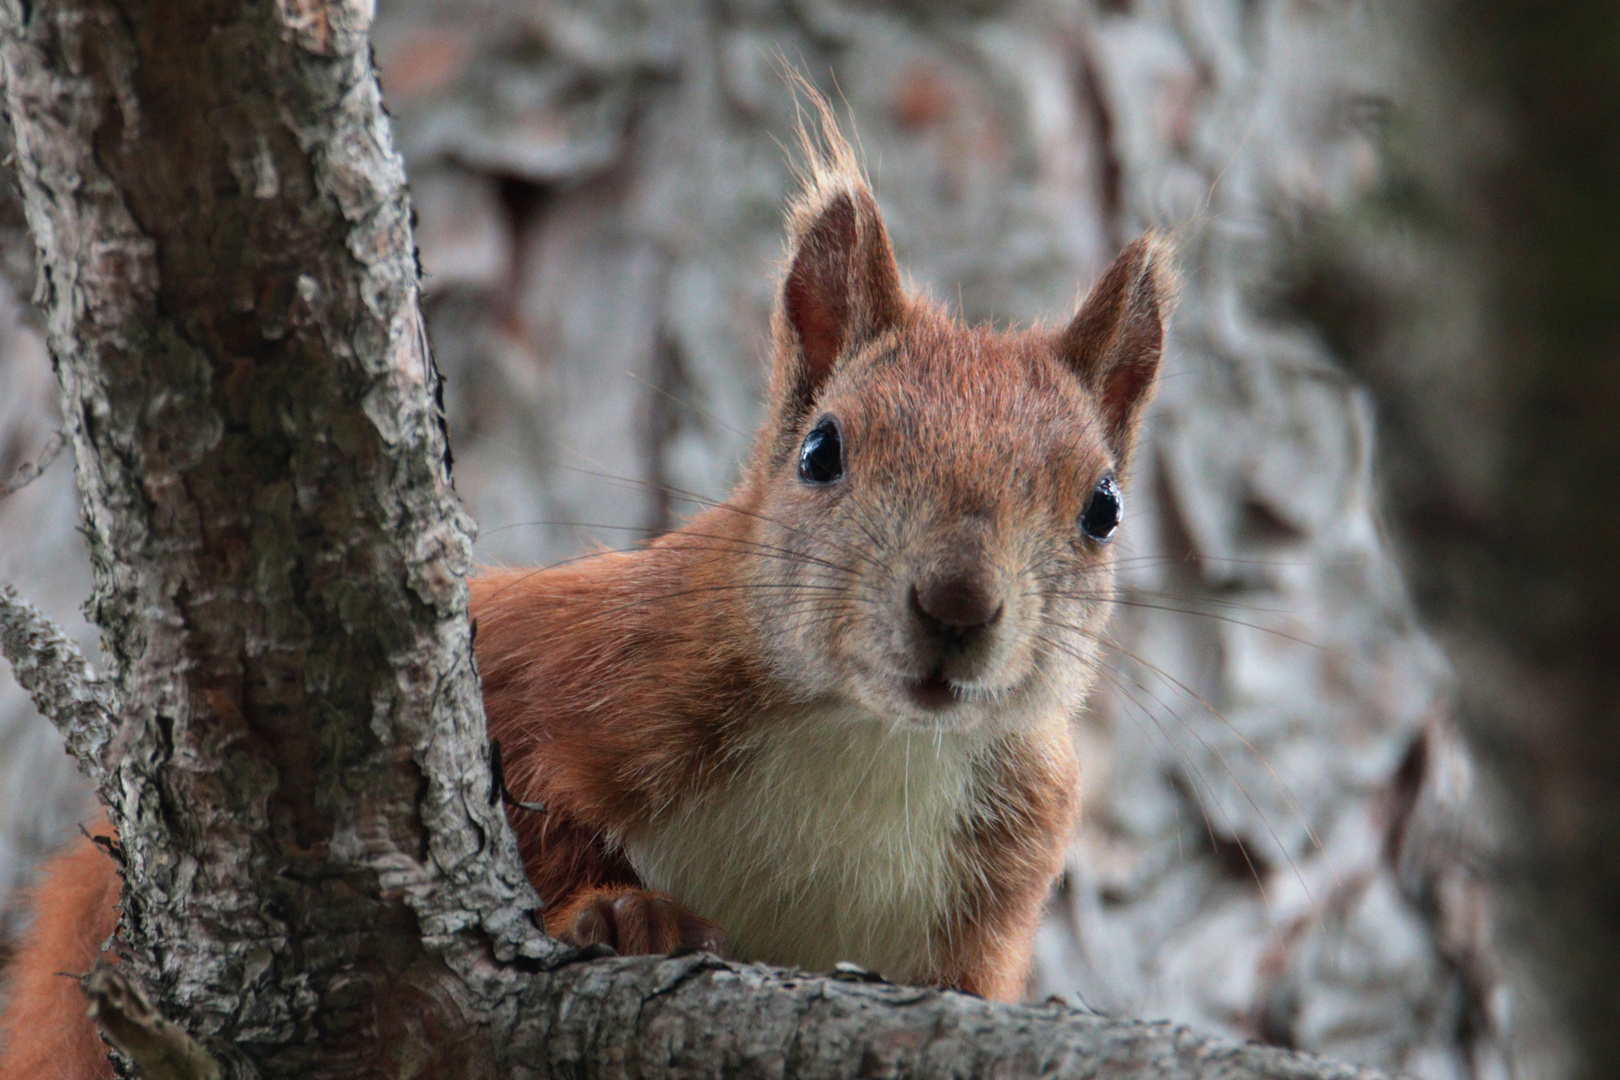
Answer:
[0,0,553,1072]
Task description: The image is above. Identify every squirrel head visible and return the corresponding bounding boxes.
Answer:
[739,100,1174,733]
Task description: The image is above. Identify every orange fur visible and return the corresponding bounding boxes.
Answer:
[0,828,118,1080]
[0,95,1171,1075]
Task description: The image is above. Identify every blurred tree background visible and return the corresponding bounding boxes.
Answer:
[2,1,1617,1078]
[1287,2,1620,1077]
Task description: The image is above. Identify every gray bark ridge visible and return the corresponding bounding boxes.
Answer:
[0,0,1387,1077]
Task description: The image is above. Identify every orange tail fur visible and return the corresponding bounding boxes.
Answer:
[0,832,119,1080]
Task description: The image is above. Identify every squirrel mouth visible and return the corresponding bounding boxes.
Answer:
[907,667,958,710]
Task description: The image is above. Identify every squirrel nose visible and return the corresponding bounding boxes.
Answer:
[912,574,1004,633]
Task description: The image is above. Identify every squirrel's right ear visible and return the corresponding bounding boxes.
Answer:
[1058,234,1176,472]
[771,182,905,428]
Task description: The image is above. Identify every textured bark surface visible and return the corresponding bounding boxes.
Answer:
[0,0,1520,1078]
[516,954,1390,1080]
[0,582,112,779]
[0,0,550,1073]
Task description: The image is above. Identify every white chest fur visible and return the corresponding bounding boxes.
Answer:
[620,707,985,982]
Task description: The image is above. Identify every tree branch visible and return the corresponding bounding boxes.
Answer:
[508,953,1387,1080]
[0,581,114,785]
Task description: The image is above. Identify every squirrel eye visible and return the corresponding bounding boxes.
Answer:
[798,416,844,485]
[1080,473,1122,542]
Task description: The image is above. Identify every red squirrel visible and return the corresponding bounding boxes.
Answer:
[0,109,1170,1077]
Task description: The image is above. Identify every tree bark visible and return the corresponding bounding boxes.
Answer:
[0,0,1407,1076]
[0,0,550,1072]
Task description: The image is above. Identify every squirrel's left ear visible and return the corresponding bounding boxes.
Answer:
[1057,234,1176,473]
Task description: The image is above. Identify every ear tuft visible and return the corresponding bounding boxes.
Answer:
[1058,234,1177,471]
[770,85,904,430]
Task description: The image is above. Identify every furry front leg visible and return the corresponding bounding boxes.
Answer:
[547,886,725,956]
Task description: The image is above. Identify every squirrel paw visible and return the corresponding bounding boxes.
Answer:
[556,888,725,956]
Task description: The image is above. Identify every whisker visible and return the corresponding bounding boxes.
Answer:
[1098,631,1341,894]
[1049,594,1335,656]
[621,367,750,441]
[1039,635,1299,942]
[1037,574,1301,618]
[1110,553,1318,571]
[1042,620,1327,928]
[476,525,886,607]
[483,519,872,579]
[1120,589,1297,617]
[1033,630,1232,881]
[482,582,865,643]
[556,463,897,577]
